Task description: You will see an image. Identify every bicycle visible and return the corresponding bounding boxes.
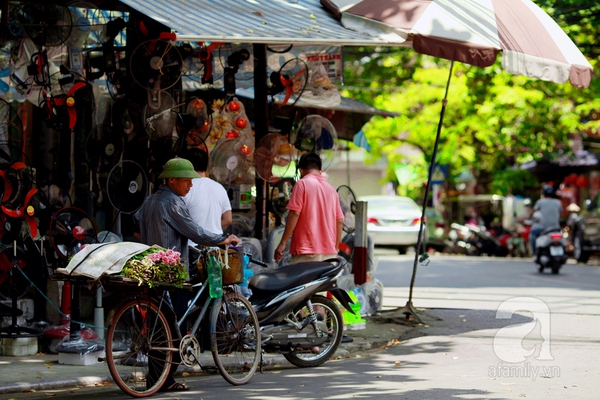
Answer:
[104,246,261,398]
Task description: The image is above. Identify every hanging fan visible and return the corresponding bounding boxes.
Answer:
[114,99,142,143]
[177,97,211,146]
[35,184,72,236]
[270,177,295,218]
[337,185,357,234]
[49,207,98,260]
[254,133,293,183]
[0,245,32,300]
[16,3,73,47]
[143,91,178,140]
[130,39,183,91]
[84,123,124,171]
[292,114,338,171]
[66,2,107,49]
[268,57,308,107]
[209,138,250,186]
[106,160,148,215]
[214,43,253,89]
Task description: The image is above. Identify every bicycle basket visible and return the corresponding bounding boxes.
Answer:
[195,248,244,285]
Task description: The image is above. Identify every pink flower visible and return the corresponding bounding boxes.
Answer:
[149,252,162,262]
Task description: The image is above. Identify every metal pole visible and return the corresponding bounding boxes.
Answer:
[253,43,268,241]
[395,61,454,323]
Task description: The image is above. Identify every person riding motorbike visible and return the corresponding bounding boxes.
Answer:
[530,185,563,254]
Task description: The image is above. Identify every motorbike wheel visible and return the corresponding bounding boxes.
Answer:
[283,295,343,368]
[573,231,591,264]
[550,260,561,275]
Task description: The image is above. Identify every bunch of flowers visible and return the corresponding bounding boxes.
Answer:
[121,247,188,288]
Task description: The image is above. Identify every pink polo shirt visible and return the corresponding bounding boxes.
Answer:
[286,172,344,255]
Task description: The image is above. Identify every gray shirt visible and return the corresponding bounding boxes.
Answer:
[135,184,227,266]
[533,198,563,230]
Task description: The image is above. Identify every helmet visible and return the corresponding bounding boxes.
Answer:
[158,158,201,179]
[542,185,554,197]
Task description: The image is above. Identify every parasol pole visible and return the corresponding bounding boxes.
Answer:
[392,61,455,324]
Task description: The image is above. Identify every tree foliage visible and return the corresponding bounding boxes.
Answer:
[341,1,599,200]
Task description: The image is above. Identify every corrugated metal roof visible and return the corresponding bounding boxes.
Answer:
[119,0,406,45]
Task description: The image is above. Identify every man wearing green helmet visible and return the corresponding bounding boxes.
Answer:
[135,157,239,392]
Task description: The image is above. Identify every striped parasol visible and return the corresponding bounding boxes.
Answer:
[321,0,593,87]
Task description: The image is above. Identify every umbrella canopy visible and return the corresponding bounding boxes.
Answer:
[321,0,593,87]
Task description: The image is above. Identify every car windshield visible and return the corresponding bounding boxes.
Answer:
[367,198,420,212]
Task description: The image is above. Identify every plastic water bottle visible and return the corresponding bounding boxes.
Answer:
[207,254,223,299]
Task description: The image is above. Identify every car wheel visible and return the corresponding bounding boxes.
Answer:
[573,231,591,264]
[397,246,408,255]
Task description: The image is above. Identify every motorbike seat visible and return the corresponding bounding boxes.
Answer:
[249,260,340,293]
[540,226,561,235]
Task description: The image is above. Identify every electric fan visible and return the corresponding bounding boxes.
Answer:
[268,57,308,107]
[143,91,178,140]
[0,245,32,300]
[270,177,295,218]
[35,184,72,236]
[84,123,123,171]
[113,99,142,143]
[253,133,292,183]
[106,160,148,215]
[363,279,384,316]
[49,206,98,260]
[66,2,106,49]
[130,39,183,92]
[15,3,73,47]
[292,114,338,171]
[209,138,250,186]
[214,43,253,90]
[177,97,211,147]
[337,184,357,234]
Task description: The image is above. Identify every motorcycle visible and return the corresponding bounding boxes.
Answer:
[447,223,509,257]
[534,227,568,274]
[247,257,354,368]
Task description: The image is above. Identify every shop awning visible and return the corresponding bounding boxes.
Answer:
[119,0,406,46]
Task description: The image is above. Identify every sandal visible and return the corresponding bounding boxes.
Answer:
[160,382,189,392]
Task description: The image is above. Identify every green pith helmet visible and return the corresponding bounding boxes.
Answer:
[158,158,201,179]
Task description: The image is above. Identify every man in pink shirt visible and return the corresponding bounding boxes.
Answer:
[275,153,344,264]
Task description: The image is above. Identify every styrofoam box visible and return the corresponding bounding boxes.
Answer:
[0,336,39,356]
[0,299,34,328]
[58,350,105,366]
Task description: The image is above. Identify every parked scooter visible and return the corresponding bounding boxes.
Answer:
[534,227,568,274]
[247,257,354,367]
[448,223,509,257]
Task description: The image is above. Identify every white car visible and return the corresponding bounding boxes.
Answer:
[359,195,428,254]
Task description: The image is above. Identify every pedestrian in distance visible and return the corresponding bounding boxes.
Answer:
[274,152,344,264]
[135,157,239,392]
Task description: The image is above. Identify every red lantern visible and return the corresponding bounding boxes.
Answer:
[235,117,248,129]
[575,175,589,188]
[239,144,251,156]
[228,101,240,112]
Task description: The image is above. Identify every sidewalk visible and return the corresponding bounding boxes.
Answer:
[0,317,419,395]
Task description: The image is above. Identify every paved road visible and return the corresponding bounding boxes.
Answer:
[3,255,598,399]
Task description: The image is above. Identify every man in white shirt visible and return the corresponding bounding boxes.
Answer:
[183,148,232,244]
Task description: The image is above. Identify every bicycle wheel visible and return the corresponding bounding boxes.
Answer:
[210,291,261,385]
[106,297,173,397]
[283,295,343,368]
